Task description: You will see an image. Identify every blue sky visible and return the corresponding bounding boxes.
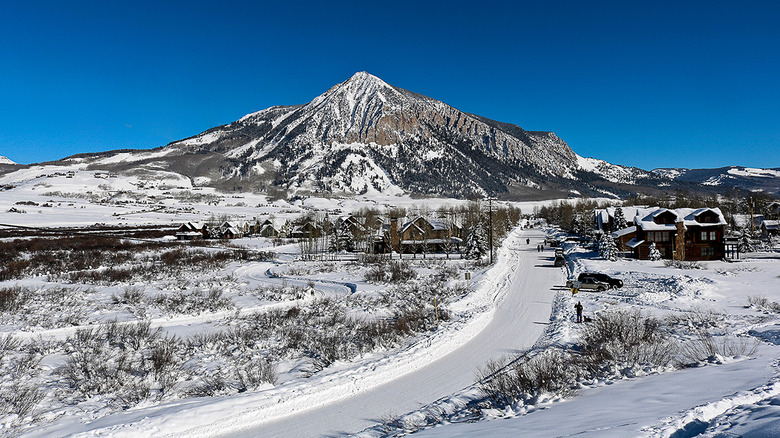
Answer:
[1,1,778,170]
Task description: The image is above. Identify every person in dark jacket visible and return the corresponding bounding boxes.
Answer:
[575,301,583,323]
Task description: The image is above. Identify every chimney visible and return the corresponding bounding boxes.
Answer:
[675,219,686,261]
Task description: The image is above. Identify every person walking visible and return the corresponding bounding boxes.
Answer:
[526,238,530,244]
[575,301,583,323]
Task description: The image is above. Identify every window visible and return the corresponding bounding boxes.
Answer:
[700,231,718,241]
[702,247,714,257]
[648,231,670,242]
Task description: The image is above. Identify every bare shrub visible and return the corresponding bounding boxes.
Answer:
[364,261,417,283]
[678,330,759,366]
[577,309,677,375]
[112,286,144,305]
[153,288,233,315]
[188,373,229,397]
[0,285,27,311]
[0,334,21,362]
[663,259,705,270]
[234,358,277,390]
[0,383,43,419]
[478,349,578,405]
[0,287,92,329]
[746,295,780,313]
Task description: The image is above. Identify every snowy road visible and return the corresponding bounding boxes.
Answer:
[215,227,561,437]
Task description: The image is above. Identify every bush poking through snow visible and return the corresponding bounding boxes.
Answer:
[478,349,578,405]
[477,310,678,412]
[663,259,705,270]
[364,261,417,283]
[577,309,677,375]
[678,330,759,366]
[153,288,233,315]
[746,295,780,313]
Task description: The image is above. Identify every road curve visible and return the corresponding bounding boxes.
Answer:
[221,227,561,437]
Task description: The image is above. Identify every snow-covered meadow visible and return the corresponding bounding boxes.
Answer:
[1,163,779,437]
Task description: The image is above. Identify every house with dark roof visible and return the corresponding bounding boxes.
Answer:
[175,222,208,240]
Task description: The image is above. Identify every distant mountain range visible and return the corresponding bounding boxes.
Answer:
[2,73,778,199]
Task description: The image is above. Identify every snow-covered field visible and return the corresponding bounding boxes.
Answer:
[1,165,779,437]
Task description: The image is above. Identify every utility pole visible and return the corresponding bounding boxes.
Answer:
[750,197,755,237]
[488,197,495,264]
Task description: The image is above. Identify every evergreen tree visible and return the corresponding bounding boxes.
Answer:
[614,206,628,230]
[465,220,488,260]
[328,227,339,253]
[337,226,355,252]
[600,234,619,261]
[648,242,662,261]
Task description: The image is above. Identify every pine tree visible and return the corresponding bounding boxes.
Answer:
[328,227,339,253]
[465,220,488,260]
[614,206,628,230]
[600,234,619,261]
[648,242,662,261]
[598,232,609,258]
[337,226,355,252]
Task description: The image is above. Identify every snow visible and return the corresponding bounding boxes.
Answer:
[3,170,780,437]
[728,167,780,178]
[0,155,16,165]
[575,153,651,185]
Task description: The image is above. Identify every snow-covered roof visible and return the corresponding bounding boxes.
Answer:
[763,220,780,230]
[626,238,645,248]
[595,206,650,229]
[401,216,452,233]
[636,208,726,231]
[611,226,637,238]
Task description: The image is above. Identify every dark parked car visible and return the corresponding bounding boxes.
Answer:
[577,272,623,289]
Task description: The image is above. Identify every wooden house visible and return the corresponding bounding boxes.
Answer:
[629,208,726,260]
[290,221,321,239]
[392,216,462,254]
[175,222,208,240]
[219,221,244,239]
[762,220,780,237]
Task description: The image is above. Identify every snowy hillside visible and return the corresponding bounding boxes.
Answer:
[0,155,16,165]
[653,166,780,195]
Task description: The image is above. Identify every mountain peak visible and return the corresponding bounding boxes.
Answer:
[329,71,397,100]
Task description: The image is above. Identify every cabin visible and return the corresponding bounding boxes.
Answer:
[629,207,727,261]
[391,216,462,254]
[762,220,780,237]
[176,222,208,240]
[255,219,281,238]
[336,215,365,238]
[218,222,244,239]
[290,221,321,239]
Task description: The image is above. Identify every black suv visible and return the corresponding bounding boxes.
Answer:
[578,272,623,289]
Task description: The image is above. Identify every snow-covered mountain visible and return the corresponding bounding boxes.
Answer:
[162,71,589,198]
[54,72,665,199]
[653,166,780,195]
[0,156,16,165]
